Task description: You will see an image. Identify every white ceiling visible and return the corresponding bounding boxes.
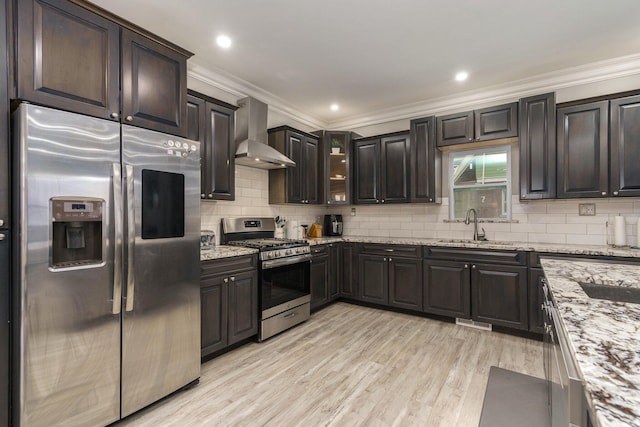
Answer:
[91,0,640,128]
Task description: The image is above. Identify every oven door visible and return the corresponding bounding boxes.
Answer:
[260,254,311,317]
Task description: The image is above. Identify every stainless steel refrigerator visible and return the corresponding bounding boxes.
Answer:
[12,103,201,426]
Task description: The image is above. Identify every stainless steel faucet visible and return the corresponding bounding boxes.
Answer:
[464,208,486,241]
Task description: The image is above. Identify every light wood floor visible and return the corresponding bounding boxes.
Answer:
[117,302,544,427]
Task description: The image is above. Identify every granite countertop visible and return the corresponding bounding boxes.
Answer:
[541,258,640,427]
[200,245,258,261]
[304,236,640,258]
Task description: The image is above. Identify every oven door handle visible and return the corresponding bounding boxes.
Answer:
[262,253,312,269]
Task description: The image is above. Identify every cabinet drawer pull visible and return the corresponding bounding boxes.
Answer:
[110,112,119,119]
[125,115,133,122]
[464,264,469,268]
[613,191,619,196]
[0,233,5,241]
[389,258,392,262]
[601,192,607,196]
[201,194,206,198]
[472,264,476,269]
[230,276,235,282]
[384,249,394,252]
[383,257,387,261]
[223,278,229,283]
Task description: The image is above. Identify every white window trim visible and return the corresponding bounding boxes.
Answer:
[449,145,512,220]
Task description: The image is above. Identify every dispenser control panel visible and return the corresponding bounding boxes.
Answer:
[52,199,103,222]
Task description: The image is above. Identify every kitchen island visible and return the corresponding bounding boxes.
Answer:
[541,258,640,427]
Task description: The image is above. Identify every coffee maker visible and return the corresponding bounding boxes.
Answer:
[323,214,343,236]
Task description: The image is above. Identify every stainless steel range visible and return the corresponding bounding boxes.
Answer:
[221,218,311,341]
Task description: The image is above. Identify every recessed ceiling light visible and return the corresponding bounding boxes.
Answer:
[455,71,469,82]
[330,104,339,112]
[216,35,232,49]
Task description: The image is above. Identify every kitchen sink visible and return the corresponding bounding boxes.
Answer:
[435,239,515,246]
[578,282,640,304]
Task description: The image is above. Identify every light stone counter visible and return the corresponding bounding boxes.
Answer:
[541,258,640,427]
[200,245,258,261]
[306,236,640,258]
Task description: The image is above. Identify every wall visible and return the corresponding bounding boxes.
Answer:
[200,165,327,245]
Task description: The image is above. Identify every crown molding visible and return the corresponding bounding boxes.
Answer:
[187,60,329,130]
[328,53,640,130]
[188,53,640,132]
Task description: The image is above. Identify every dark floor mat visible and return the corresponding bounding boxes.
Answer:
[478,366,549,427]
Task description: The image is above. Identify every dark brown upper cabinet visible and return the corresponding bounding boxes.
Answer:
[610,94,640,197]
[353,132,410,204]
[556,101,609,198]
[436,102,518,147]
[16,0,191,137]
[121,29,188,136]
[519,93,556,200]
[268,126,320,204]
[313,130,357,205]
[187,91,237,200]
[410,116,441,203]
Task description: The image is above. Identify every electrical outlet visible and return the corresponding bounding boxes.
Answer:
[351,207,356,216]
[578,203,596,216]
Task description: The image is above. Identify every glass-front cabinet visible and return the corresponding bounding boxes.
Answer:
[315,130,358,205]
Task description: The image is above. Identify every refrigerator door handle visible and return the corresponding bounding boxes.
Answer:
[112,164,123,314]
[125,165,136,312]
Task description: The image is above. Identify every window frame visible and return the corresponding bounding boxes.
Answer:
[448,145,512,220]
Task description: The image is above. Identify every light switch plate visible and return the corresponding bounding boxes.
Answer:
[579,203,596,216]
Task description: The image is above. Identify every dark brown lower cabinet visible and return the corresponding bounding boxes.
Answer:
[200,255,258,359]
[310,246,330,310]
[340,243,357,298]
[200,275,228,356]
[388,257,422,311]
[423,260,470,318]
[358,254,388,304]
[328,244,340,299]
[471,264,528,330]
[227,270,259,345]
[356,245,422,309]
[528,268,545,334]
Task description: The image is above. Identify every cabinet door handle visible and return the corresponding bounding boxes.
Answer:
[381,199,385,203]
[521,194,527,199]
[601,192,607,196]
[389,258,392,262]
[383,257,387,261]
[376,199,380,204]
[110,112,119,119]
[472,264,476,269]
[613,191,619,196]
[125,115,133,122]
[0,233,5,241]
[223,278,229,283]
[201,194,205,198]
[230,276,235,282]
[464,264,469,268]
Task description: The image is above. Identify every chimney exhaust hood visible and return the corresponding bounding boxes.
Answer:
[235,97,295,169]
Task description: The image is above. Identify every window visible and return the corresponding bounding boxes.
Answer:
[449,146,511,220]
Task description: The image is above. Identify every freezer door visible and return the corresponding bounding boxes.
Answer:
[14,105,121,427]
[121,126,200,417]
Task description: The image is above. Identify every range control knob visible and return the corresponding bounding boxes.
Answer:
[285,249,292,255]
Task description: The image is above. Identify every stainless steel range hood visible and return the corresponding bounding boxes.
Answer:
[235,97,295,169]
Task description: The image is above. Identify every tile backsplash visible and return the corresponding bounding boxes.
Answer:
[200,166,326,245]
[201,166,640,247]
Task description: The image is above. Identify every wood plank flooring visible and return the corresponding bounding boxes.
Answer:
[117,302,544,427]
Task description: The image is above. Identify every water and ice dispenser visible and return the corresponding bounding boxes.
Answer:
[50,197,104,268]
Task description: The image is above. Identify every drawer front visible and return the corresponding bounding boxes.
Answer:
[425,247,525,265]
[201,254,257,277]
[310,245,328,256]
[360,244,420,258]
